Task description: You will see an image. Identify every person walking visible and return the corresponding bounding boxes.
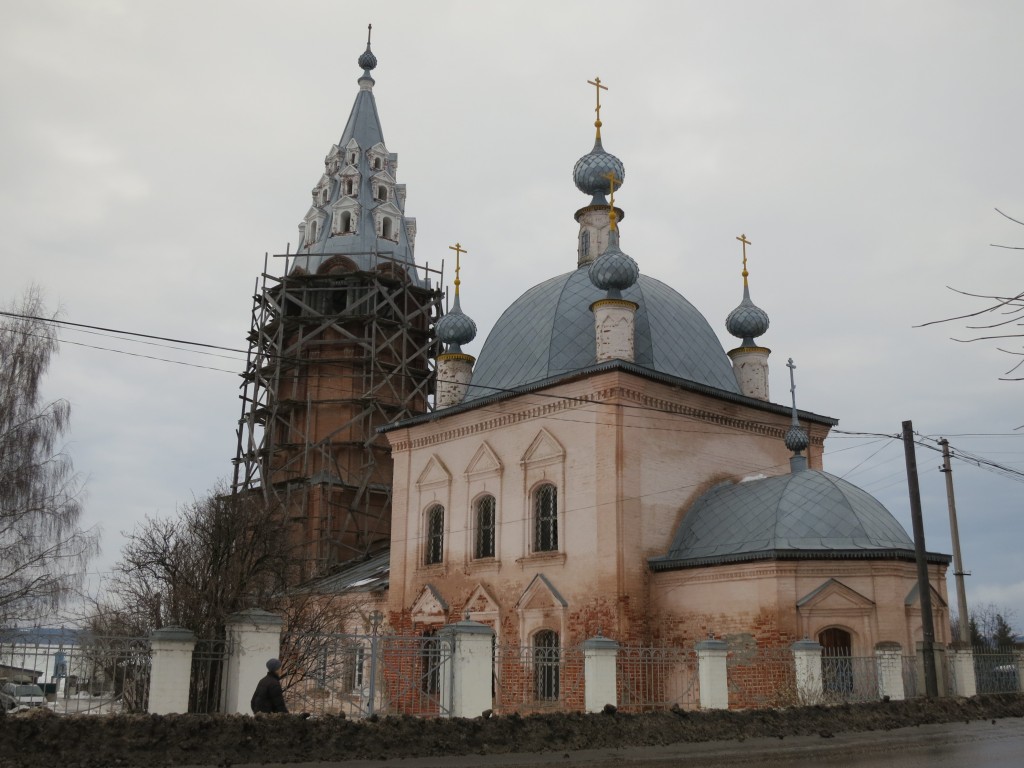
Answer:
[251,658,288,714]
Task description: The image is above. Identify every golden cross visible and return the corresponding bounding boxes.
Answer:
[605,171,621,231]
[587,77,608,139]
[449,242,467,295]
[736,234,751,283]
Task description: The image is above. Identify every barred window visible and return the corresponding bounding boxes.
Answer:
[425,505,444,565]
[475,495,496,559]
[422,631,441,694]
[534,630,560,701]
[533,484,558,552]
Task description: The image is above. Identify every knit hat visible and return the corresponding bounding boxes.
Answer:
[266,658,282,672]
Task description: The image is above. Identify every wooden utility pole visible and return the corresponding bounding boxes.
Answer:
[940,438,971,646]
[902,420,938,697]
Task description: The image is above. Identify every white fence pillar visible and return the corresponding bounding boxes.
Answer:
[148,626,196,714]
[949,647,977,697]
[437,619,494,718]
[696,639,729,710]
[791,639,823,704]
[875,641,905,701]
[224,609,283,715]
[582,635,619,713]
[1015,651,1024,694]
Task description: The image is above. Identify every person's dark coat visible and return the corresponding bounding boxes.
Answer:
[251,671,288,714]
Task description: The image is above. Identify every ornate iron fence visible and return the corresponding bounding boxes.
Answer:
[492,641,585,714]
[820,651,879,703]
[281,631,454,718]
[973,648,1020,694]
[616,645,699,712]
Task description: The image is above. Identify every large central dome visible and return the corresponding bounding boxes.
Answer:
[464,266,740,400]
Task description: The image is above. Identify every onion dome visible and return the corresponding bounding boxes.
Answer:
[785,423,810,454]
[726,290,770,346]
[436,294,477,354]
[573,139,625,205]
[589,229,639,298]
[358,24,377,73]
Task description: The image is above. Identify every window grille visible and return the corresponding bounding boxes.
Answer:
[533,484,558,552]
[475,495,496,559]
[425,505,444,564]
[534,630,560,701]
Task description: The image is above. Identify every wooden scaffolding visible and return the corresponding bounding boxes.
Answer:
[232,251,443,579]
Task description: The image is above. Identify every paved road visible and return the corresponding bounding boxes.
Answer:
[212,718,1024,768]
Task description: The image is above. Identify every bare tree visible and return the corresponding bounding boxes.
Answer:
[951,602,1019,649]
[0,287,98,624]
[917,209,1024,380]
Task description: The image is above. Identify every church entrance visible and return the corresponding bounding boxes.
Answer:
[818,627,854,696]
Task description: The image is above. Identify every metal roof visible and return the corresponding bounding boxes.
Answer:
[464,267,741,400]
[650,469,951,571]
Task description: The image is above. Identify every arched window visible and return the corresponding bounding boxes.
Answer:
[377,185,387,201]
[308,220,318,243]
[349,153,356,165]
[382,217,394,240]
[533,484,557,552]
[534,630,560,701]
[819,627,854,696]
[345,179,354,196]
[475,495,496,559]
[373,157,382,169]
[341,211,352,233]
[425,504,444,565]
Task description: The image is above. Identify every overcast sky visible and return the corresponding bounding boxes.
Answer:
[3,1,1022,630]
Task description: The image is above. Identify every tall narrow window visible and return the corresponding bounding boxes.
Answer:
[341,211,352,233]
[377,185,387,201]
[345,179,354,195]
[421,630,441,694]
[533,484,557,552]
[534,630,560,701]
[373,157,382,169]
[382,217,394,240]
[425,504,444,565]
[308,220,318,243]
[475,495,496,559]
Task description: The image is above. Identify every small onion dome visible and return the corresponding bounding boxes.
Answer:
[726,289,770,347]
[573,138,625,204]
[784,424,810,454]
[436,294,477,354]
[358,45,377,72]
[589,229,639,298]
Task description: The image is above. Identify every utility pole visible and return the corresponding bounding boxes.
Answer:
[940,438,971,647]
[902,420,938,697]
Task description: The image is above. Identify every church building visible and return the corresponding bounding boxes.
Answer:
[270,34,951,670]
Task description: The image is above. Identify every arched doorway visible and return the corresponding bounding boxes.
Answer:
[818,627,853,696]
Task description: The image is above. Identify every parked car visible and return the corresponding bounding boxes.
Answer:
[0,689,17,711]
[0,683,46,708]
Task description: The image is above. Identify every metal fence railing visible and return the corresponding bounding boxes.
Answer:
[492,642,585,714]
[973,648,1020,694]
[281,632,454,718]
[820,652,879,703]
[616,645,698,712]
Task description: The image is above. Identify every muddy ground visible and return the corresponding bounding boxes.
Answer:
[2,695,1022,768]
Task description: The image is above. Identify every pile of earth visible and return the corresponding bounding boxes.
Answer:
[2,694,1022,768]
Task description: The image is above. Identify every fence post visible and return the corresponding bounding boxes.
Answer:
[696,638,729,710]
[582,635,619,713]
[916,641,949,696]
[790,639,823,704]
[875,641,905,701]
[1015,651,1024,694]
[148,626,196,714]
[224,609,283,715]
[437,619,494,718]
[948,646,977,697]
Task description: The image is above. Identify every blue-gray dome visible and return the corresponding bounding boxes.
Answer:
[464,267,740,400]
[573,138,625,202]
[726,292,770,345]
[436,295,477,352]
[589,231,639,294]
[784,424,810,453]
[358,45,377,72]
[653,470,915,568]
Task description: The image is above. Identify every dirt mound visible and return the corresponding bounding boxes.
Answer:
[1,695,1022,768]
